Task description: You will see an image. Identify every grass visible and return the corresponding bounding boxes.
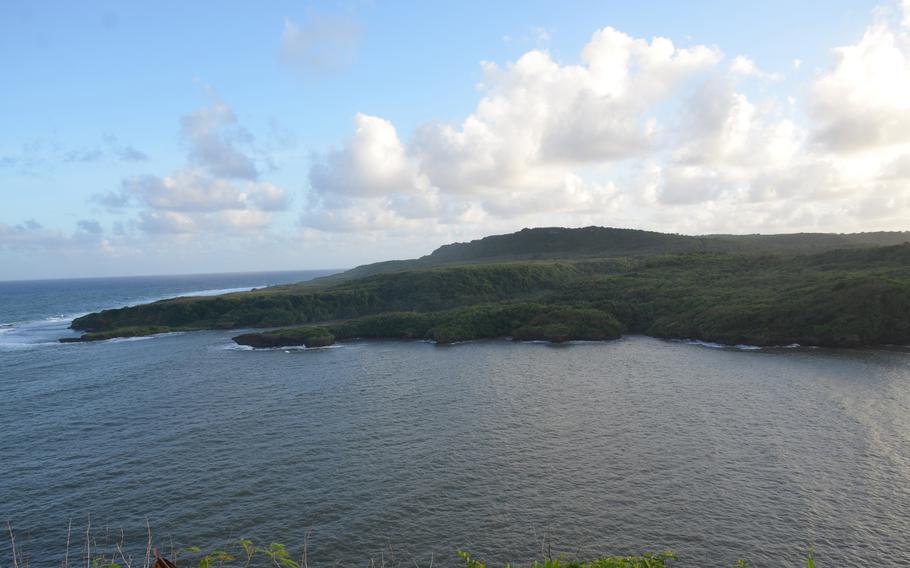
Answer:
[2,522,820,568]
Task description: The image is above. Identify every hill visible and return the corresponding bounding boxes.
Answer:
[319,226,910,282]
[65,226,910,349]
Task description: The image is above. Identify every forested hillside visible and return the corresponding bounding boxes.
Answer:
[67,227,910,348]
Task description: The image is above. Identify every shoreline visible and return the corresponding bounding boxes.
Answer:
[58,323,910,352]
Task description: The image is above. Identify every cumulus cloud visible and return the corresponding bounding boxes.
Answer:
[95,95,289,236]
[674,79,800,169]
[303,27,721,232]
[280,13,361,76]
[298,2,910,237]
[811,21,910,152]
[729,55,782,80]
[882,153,910,178]
[309,113,428,198]
[77,219,103,234]
[104,135,148,161]
[656,166,738,205]
[122,171,287,213]
[57,0,910,259]
[300,200,424,234]
[106,169,289,234]
[136,211,198,234]
[481,174,622,217]
[136,208,273,234]
[411,30,719,193]
[181,101,258,179]
[0,219,107,254]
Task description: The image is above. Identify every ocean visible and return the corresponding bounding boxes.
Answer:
[1,271,909,567]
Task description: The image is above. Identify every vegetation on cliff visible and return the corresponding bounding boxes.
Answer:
[66,227,910,348]
[232,303,623,347]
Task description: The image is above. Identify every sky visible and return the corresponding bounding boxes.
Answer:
[2,0,910,279]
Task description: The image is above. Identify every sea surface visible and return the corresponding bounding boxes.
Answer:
[1,272,909,567]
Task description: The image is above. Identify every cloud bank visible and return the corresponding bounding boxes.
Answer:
[8,2,910,278]
[96,95,291,235]
[299,4,910,236]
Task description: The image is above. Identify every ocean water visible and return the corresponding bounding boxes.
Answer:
[1,273,909,567]
[0,271,334,349]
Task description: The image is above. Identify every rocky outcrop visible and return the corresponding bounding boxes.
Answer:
[232,329,335,349]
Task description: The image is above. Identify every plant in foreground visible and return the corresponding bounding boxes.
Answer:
[2,523,821,568]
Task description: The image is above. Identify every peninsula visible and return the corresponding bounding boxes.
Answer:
[66,226,910,348]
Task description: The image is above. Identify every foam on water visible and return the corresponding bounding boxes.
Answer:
[0,271,337,355]
[0,287,263,348]
[677,338,728,349]
[0,342,50,351]
[674,339,767,351]
[130,285,261,306]
[103,332,187,344]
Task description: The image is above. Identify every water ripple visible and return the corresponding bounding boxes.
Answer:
[1,335,909,567]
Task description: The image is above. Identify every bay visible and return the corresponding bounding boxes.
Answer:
[1,273,909,567]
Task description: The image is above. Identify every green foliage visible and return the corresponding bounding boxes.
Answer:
[67,229,910,348]
[457,550,820,568]
[459,550,487,568]
[234,326,335,348]
[77,326,174,341]
[542,551,678,568]
[261,543,299,568]
[319,303,621,345]
[2,530,823,568]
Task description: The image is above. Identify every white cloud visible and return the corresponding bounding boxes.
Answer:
[882,153,910,178]
[104,135,148,162]
[280,13,361,76]
[96,94,290,236]
[56,0,910,265]
[77,219,103,234]
[136,208,273,234]
[674,79,800,169]
[0,219,107,253]
[656,166,739,205]
[419,26,720,186]
[729,55,782,80]
[811,21,910,152]
[309,113,428,198]
[480,174,622,217]
[137,211,198,234]
[300,198,428,234]
[298,6,910,238]
[304,26,720,232]
[217,209,273,230]
[181,100,258,180]
[123,170,288,213]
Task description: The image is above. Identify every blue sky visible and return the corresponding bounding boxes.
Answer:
[2,1,909,279]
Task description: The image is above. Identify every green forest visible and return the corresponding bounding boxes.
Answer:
[67,227,910,348]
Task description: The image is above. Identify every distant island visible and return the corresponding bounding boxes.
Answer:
[65,226,910,349]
